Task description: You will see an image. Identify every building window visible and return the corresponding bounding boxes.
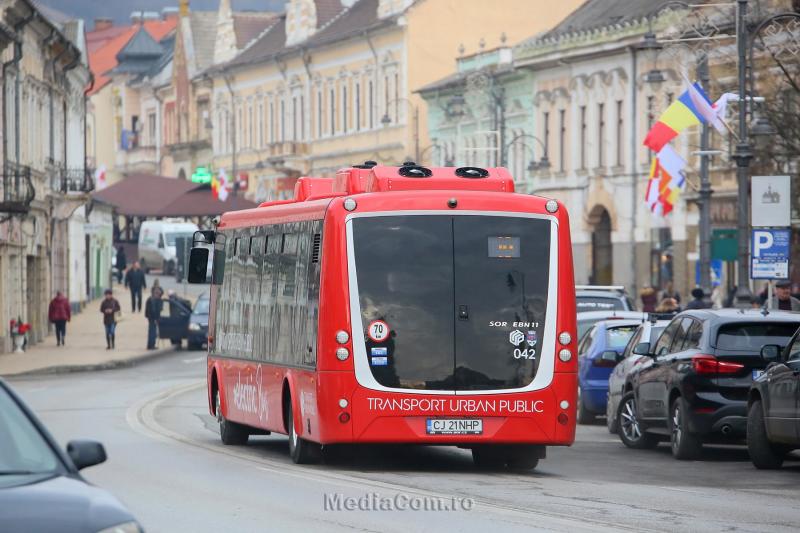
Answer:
[384,75,389,119]
[394,72,399,122]
[280,99,285,142]
[330,88,335,135]
[292,96,297,142]
[148,112,156,146]
[543,111,550,158]
[616,100,623,167]
[580,105,587,170]
[300,94,305,140]
[342,85,348,134]
[356,82,361,130]
[597,103,605,168]
[369,80,374,129]
[269,101,275,143]
[558,109,566,172]
[317,90,322,138]
[237,106,243,149]
[248,104,254,148]
[258,102,264,147]
[646,96,655,163]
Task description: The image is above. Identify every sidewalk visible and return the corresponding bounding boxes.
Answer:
[0,286,174,377]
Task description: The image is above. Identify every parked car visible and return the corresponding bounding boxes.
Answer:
[746,324,800,469]
[187,293,209,351]
[615,309,800,459]
[577,316,645,423]
[576,285,635,313]
[137,219,198,274]
[606,318,670,433]
[577,310,645,344]
[0,378,141,533]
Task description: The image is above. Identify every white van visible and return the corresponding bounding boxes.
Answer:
[137,220,198,274]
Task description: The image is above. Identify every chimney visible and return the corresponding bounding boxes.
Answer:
[94,18,113,31]
[162,7,180,20]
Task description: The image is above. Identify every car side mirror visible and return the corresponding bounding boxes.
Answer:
[760,344,782,364]
[187,248,210,284]
[67,440,107,470]
[632,342,651,356]
[601,350,622,364]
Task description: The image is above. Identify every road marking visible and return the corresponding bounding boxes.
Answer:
[126,381,653,533]
[182,356,205,364]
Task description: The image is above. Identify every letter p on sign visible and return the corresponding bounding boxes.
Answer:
[753,230,773,258]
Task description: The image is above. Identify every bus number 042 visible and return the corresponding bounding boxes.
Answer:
[513,348,535,360]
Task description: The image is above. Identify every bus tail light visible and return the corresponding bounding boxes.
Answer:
[558,331,572,345]
[339,412,350,423]
[692,355,744,375]
[557,413,569,425]
[336,330,350,344]
[558,348,572,362]
[336,348,349,361]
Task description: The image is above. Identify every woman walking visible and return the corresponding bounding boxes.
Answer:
[100,289,121,350]
[48,291,71,346]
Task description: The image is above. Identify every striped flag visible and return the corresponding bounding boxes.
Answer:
[645,145,687,217]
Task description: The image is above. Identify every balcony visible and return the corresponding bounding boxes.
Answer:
[0,162,35,214]
[115,145,158,173]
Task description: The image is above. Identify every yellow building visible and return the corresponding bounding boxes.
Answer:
[203,0,582,201]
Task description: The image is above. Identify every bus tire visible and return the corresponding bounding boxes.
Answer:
[471,446,505,469]
[216,390,248,446]
[287,400,320,464]
[506,445,541,471]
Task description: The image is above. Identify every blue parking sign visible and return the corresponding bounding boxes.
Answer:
[751,229,790,280]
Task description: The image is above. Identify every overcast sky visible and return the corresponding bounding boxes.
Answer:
[36,0,287,24]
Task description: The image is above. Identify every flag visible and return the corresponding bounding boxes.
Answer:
[217,169,229,202]
[94,165,107,190]
[656,144,687,190]
[644,145,687,217]
[643,83,709,152]
[687,82,724,134]
[210,171,219,199]
[712,93,737,132]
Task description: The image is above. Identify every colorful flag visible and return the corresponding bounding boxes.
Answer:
[687,83,724,134]
[210,171,219,199]
[217,169,229,202]
[643,83,709,152]
[711,93,737,132]
[94,165,107,190]
[644,146,687,217]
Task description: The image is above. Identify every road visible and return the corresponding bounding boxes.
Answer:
[8,352,800,533]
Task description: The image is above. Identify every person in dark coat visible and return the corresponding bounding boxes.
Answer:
[145,286,164,350]
[684,288,709,310]
[166,290,192,349]
[100,289,121,350]
[48,291,71,346]
[124,261,147,312]
[115,246,127,283]
[640,286,657,313]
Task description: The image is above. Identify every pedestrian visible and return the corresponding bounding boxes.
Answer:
[769,280,800,311]
[640,286,657,312]
[115,246,127,284]
[48,291,71,346]
[145,286,164,350]
[724,285,738,308]
[124,261,147,312]
[655,297,680,314]
[100,289,121,350]
[684,288,709,310]
[166,290,192,349]
[659,280,681,305]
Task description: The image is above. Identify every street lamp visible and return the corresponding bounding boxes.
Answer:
[380,97,420,163]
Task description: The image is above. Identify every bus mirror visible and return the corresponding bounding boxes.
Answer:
[193,230,215,245]
[187,248,210,284]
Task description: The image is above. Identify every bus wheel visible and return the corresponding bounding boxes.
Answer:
[287,401,320,464]
[471,446,505,469]
[216,390,248,445]
[506,446,541,471]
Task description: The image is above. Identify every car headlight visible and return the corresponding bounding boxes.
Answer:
[97,521,142,533]
[188,322,202,331]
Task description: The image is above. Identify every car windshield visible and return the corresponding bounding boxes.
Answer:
[194,297,210,314]
[165,232,194,246]
[576,296,624,312]
[606,325,638,350]
[716,322,800,351]
[0,386,59,476]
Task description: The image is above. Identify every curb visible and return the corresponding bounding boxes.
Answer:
[1,347,178,378]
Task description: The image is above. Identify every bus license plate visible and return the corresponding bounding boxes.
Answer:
[426,418,483,435]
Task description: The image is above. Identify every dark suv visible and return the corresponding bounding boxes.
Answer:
[746,324,800,469]
[616,309,800,460]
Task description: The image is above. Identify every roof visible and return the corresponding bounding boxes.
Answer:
[91,174,257,217]
[233,12,278,49]
[87,18,177,94]
[540,0,666,40]
[189,11,218,72]
[219,0,395,73]
[416,63,515,94]
[117,26,164,60]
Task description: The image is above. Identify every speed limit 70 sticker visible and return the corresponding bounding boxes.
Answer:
[367,320,390,342]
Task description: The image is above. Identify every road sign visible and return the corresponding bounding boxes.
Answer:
[751,229,790,280]
[751,176,791,227]
[696,259,723,286]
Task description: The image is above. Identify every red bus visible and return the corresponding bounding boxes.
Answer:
[188,163,577,470]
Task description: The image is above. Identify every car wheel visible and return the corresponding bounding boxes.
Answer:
[669,397,702,460]
[606,396,619,434]
[471,446,506,469]
[747,400,786,469]
[287,400,320,464]
[577,387,594,424]
[216,390,249,445]
[617,392,659,449]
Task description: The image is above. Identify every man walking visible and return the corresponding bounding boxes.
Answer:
[769,280,800,311]
[48,291,71,346]
[115,245,127,284]
[100,289,121,350]
[124,261,147,312]
[145,286,164,350]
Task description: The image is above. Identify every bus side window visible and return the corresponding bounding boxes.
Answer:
[261,232,282,362]
[304,222,323,367]
[212,233,226,285]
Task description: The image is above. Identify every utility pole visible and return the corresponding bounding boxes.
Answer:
[732,0,753,306]
[697,55,713,294]
[223,73,238,197]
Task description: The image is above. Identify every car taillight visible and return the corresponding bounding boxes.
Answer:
[592,358,616,368]
[691,355,744,375]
